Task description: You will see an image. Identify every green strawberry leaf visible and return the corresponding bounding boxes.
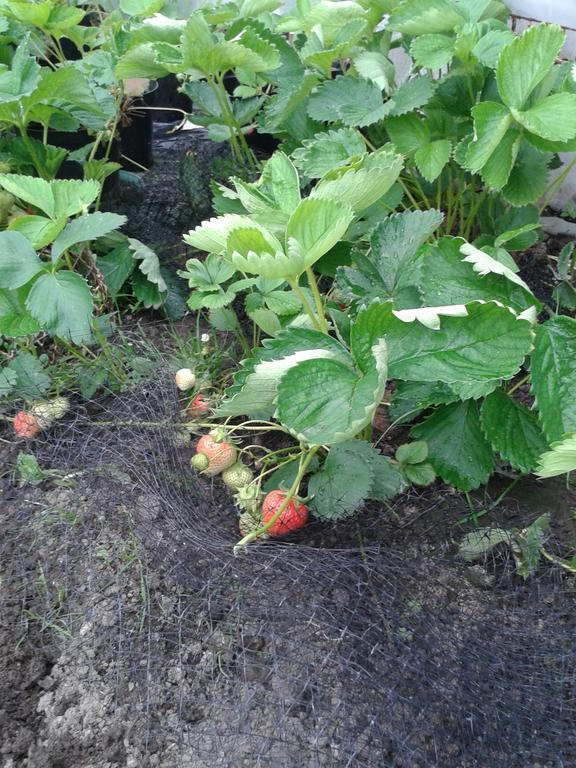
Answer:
[308,440,376,520]
[284,197,354,274]
[513,514,549,579]
[535,434,576,478]
[353,51,395,92]
[0,231,44,289]
[458,527,512,562]
[116,43,171,80]
[512,93,576,142]
[496,24,564,109]
[385,113,430,155]
[276,338,387,445]
[388,0,465,35]
[131,269,166,310]
[26,271,93,343]
[127,238,167,293]
[415,139,451,182]
[530,316,576,442]
[7,351,50,398]
[478,128,521,190]
[419,237,538,313]
[385,76,435,117]
[96,238,135,297]
[184,214,256,254]
[464,102,512,173]
[0,287,41,337]
[178,254,236,291]
[8,215,66,250]
[337,210,442,309]
[218,328,350,419]
[404,462,436,486]
[480,388,548,473]
[472,29,515,68]
[412,400,494,491]
[501,141,550,206]
[389,380,458,424]
[307,75,388,128]
[364,299,533,384]
[292,128,366,178]
[410,34,455,69]
[51,212,126,261]
[0,367,17,396]
[0,175,100,219]
[247,307,281,337]
[396,441,428,465]
[311,147,403,213]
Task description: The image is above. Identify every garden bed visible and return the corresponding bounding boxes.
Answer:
[1,3,576,766]
[1,376,575,768]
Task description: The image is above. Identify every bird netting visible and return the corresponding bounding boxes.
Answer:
[1,367,575,768]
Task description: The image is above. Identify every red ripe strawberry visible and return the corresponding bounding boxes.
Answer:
[261,490,308,537]
[13,411,41,439]
[194,433,237,476]
[188,393,210,419]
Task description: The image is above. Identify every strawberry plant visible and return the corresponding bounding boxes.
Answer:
[0,34,116,180]
[116,5,284,169]
[182,142,576,547]
[0,175,171,399]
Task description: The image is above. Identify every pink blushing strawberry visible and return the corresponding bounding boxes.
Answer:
[193,433,237,476]
[13,411,41,439]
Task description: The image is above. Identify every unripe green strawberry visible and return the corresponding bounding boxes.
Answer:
[175,368,196,391]
[234,484,261,515]
[30,396,70,429]
[191,453,209,471]
[222,463,253,490]
[194,434,237,476]
[238,511,269,539]
[262,490,308,537]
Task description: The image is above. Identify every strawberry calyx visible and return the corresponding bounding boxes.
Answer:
[208,426,229,444]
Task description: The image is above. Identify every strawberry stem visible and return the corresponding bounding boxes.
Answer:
[233,446,318,554]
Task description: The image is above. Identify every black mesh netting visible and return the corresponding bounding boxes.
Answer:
[1,373,575,768]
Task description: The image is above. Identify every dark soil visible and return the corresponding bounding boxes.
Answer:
[1,378,575,768]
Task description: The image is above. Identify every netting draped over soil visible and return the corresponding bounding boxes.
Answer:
[2,377,575,767]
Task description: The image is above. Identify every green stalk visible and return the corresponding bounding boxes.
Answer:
[206,76,243,165]
[444,163,454,236]
[215,73,259,171]
[398,177,422,210]
[490,475,522,509]
[233,446,319,553]
[17,124,47,179]
[462,187,485,241]
[506,373,529,396]
[287,278,322,331]
[93,97,123,211]
[409,170,432,210]
[305,267,329,334]
[232,321,252,358]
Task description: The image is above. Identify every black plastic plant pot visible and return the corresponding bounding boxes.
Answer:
[119,82,158,172]
[244,129,279,155]
[26,126,120,192]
